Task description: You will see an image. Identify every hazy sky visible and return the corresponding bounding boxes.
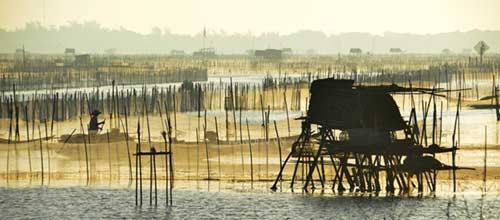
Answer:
[1,0,499,35]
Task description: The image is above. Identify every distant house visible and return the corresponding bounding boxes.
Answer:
[281,48,293,56]
[389,48,402,53]
[349,48,362,54]
[441,49,453,54]
[65,48,76,55]
[255,49,282,59]
[245,49,255,56]
[306,49,316,55]
[75,54,91,66]
[461,48,473,54]
[105,48,117,55]
[64,48,76,64]
[170,50,186,56]
[193,48,216,58]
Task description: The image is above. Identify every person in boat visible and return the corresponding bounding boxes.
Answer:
[89,110,105,134]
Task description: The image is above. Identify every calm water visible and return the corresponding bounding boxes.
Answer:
[1,183,500,219]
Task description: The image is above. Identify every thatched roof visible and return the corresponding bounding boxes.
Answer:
[307,78,406,131]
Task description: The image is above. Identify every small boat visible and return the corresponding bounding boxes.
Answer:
[59,128,134,144]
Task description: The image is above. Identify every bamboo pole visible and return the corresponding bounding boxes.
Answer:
[137,119,142,205]
[167,117,173,205]
[24,105,32,176]
[273,120,282,186]
[246,119,254,186]
[203,123,211,180]
[149,147,153,206]
[231,79,238,142]
[123,103,132,180]
[451,92,461,192]
[153,147,158,206]
[283,92,291,137]
[37,124,44,184]
[196,128,200,180]
[161,130,169,205]
[14,104,20,179]
[483,125,487,193]
[79,116,89,184]
[6,101,12,179]
[215,117,222,180]
[106,130,112,181]
[238,109,245,177]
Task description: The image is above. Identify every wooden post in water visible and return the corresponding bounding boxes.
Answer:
[6,100,12,180]
[149,147,153,206]
[145,94,152,146]
[198,85,201,136]
[203,123,211,181]
[283,92,291,137]
[79,116,89,184]
[265,106,270,179]
[239,102,243,144]
[274,120,283,186]
[167,118,174,206]
[160,131,169,205]
[152,147,158,206]
[135,145,138,205]
[50,93,56,139]
[246,119,254,186]
[123,103,132,180]
[106,130,112,180]
[24,105,32,176]
[238,107,245,177]
[14,104,20,179]
[451,92,461,192]
[196,128,200,180]
[225,95,229,142]
[37,124,44,184]
[483,125,487,193]
[137,120,142,205]
[173,92,177,138]
[44,120,50,183]
[495,86,500,121]
[439,101,443,145]
[231,80,238,142]
[215,117,222,180]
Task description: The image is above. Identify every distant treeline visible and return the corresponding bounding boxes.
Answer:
[1,21,500,54]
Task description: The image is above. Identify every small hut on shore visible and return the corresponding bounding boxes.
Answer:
[349,48,363,54]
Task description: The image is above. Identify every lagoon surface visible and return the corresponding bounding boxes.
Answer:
[1,184,500,219]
